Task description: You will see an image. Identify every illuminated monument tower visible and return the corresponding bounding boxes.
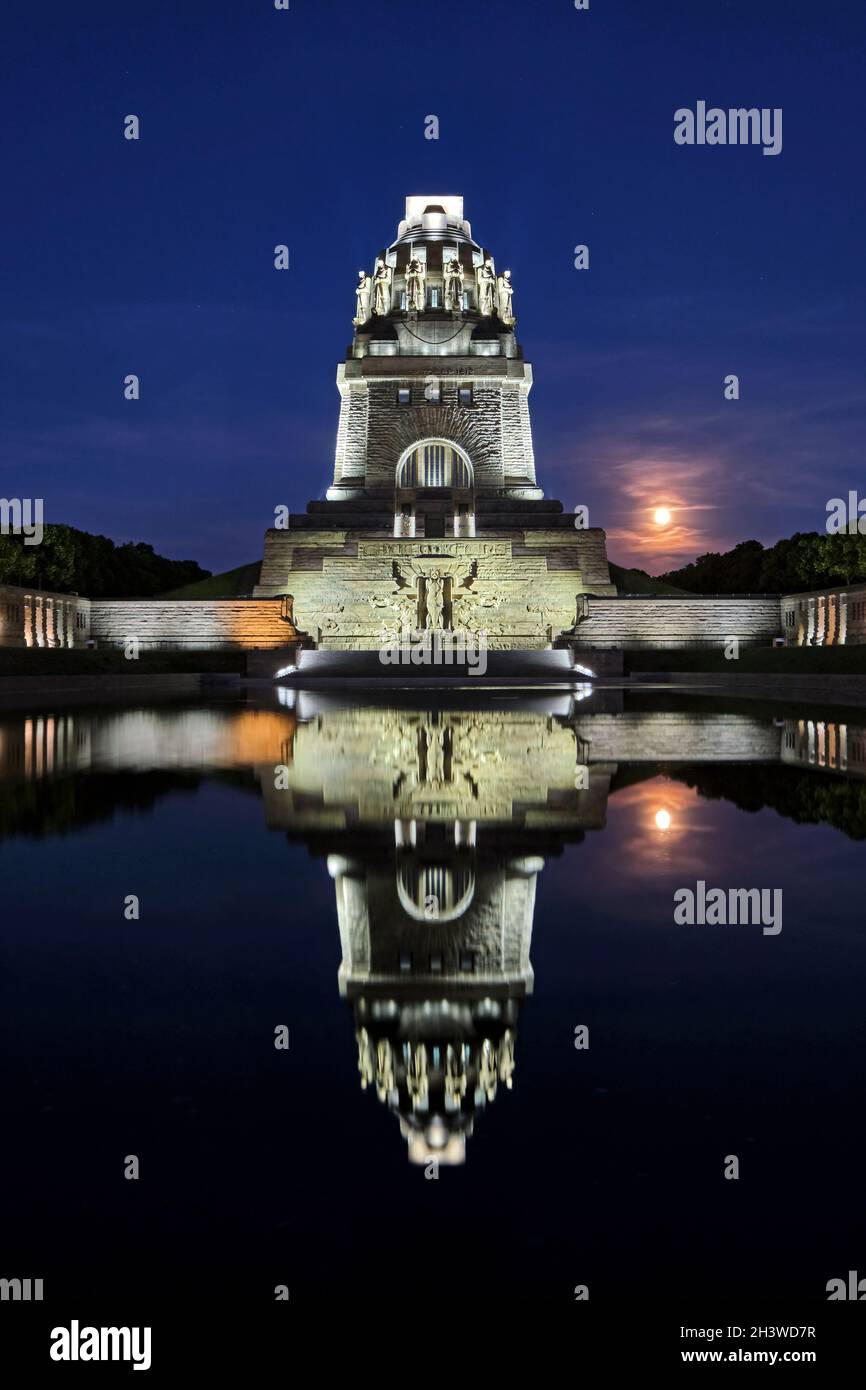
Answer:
[255,196,616,648]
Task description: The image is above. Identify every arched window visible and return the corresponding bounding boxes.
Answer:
[397,861,476,923]
[397,441,472,490]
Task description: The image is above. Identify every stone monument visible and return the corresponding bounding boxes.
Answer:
[255,196,616,648]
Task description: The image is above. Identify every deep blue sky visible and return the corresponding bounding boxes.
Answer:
[2,0,864,573]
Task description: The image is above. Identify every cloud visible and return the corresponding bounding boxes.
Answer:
[601,452,728,568]
[541,388,866,572]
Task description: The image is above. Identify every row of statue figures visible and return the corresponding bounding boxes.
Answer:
[356,1029,516,1106]
[353,254,515,326]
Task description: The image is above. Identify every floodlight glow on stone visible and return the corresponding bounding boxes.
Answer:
[262,195,620,655]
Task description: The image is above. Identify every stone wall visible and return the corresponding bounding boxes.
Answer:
[576,595,782,649]
[333,376,369,486]
[23,579,866,658]
[258,706,596,827]
[257,531,615,649]
[258,529,348,591]
[332,355,538,495]
[500,378,535,484]
[90,599,294,650]
[574,711,781,762]
[363,378,522,492]
[781,716,866,776]
[781,583,866,646]
[0,584,91,648]
[518,529,613,588]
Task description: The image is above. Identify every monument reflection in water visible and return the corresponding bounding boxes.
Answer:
[264,690,604,1168]
[4,688,863,1175]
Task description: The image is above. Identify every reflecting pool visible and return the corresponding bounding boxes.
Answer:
[2,687,865,1310]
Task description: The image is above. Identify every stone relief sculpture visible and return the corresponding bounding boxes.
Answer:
[423,724,447,788]
[443,254,464,312]
[449,577,474,632]
[472,591,509,635]
[451,572,506,634]
[496,269,515,325]
[372,566,423,634]
[353,269,372,325]
[367,717,421,785]
[292,568,575,646]
[288,558,578,649]
[372,258,392,316]
[320,603,346,633]
[424,571,446,630]
[392,585,421,630]
[405,256,426,313]
[449,714,502,787]
[476,257,497,316]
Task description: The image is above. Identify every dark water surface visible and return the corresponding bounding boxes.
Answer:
[2,687,865,1330]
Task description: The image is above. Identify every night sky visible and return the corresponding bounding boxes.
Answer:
[2,0,864,575]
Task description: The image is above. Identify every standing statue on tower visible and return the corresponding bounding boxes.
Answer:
[353,269,372,326]
[497,269,515,325]
[443,254,465,312]
[372,258,392,316]
[405,255,426,313]
[476,257,497,316]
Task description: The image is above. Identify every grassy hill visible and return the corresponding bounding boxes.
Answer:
[609,562,686,595]
[161,561,262,598]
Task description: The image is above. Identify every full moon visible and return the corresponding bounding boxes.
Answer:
[654,507,672,526]
[655,809,671,831]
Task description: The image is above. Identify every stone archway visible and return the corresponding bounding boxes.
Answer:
[394,438,475,538]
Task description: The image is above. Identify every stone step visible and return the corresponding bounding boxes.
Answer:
[289,647,594,681]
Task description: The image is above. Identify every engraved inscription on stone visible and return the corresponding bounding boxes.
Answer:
[360,540,511,559]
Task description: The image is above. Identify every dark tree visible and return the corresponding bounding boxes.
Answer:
[0,525,210,598]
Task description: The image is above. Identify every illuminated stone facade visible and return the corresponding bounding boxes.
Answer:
[781,581,866,647]
[5,198,834,658]
[0,584,90,649]
[255,196,616,649]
